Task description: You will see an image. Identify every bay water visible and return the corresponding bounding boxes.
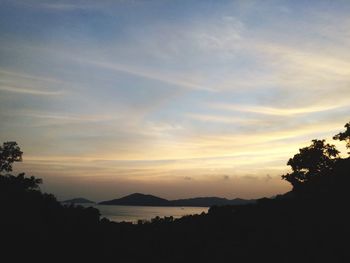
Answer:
[82,204,208,223]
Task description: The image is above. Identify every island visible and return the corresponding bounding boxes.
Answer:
[99,193,255,207]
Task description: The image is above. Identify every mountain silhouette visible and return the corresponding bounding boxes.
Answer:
[99,193,171,206]
[99,193,255,207]
[172,197,255,206]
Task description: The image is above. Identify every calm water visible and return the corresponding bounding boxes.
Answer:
[82,204,208,223]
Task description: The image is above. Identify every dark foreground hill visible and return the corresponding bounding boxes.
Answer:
[62,197,95,204]
[99,193,255,206]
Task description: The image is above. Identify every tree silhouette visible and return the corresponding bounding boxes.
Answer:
[282,139,339,189]
[0,141,23,174]
[0,141,42,191]
[333,121,350,153]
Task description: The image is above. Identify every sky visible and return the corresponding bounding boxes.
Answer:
[1,0,349,201]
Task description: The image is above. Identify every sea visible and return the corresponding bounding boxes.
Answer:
[80,204,208,223]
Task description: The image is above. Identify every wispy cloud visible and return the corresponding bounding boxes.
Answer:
[18,111,116,124]
[0,85,63,96]
[76,59,216,92]
[0,69,64,84]
[39,3,94,11]
[210,102,350,116]
[7,0,105,12]
[187,113,256,124]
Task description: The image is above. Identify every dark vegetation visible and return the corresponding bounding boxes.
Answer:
[1,122,350,262]
[99,192,255,206]
[62,197,95,204]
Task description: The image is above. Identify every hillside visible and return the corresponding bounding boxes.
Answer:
[99,193,171,206]
[62,198,95,204]
[100,193,255,207]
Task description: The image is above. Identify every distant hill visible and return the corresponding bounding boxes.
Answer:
[99,193,171,206]
[99,193,256,207]
[62,198,95,204]
[172,197,255,207]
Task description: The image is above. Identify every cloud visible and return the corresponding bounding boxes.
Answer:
[187,113,256,124]
[75,59,216,92]
[39,3,94,11]
[223,175,230,180]
[0,85,63,96]
[265,174,272,182]
[0,69,64,84]
[6,0,106,11]
[210,102,350,116]
[15,111,117,125]
[242,175,258,180]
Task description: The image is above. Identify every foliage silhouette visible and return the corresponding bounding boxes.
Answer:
[333,121,350,152]
[0,141,23,173]
[282,139,339,189]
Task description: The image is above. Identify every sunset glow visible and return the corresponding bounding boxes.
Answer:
[1,0,349,200]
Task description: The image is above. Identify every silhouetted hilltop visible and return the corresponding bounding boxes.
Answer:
[100,193,255,207]
[62,198,95,204]
[172,197,255,207]
[99,193,171,206]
